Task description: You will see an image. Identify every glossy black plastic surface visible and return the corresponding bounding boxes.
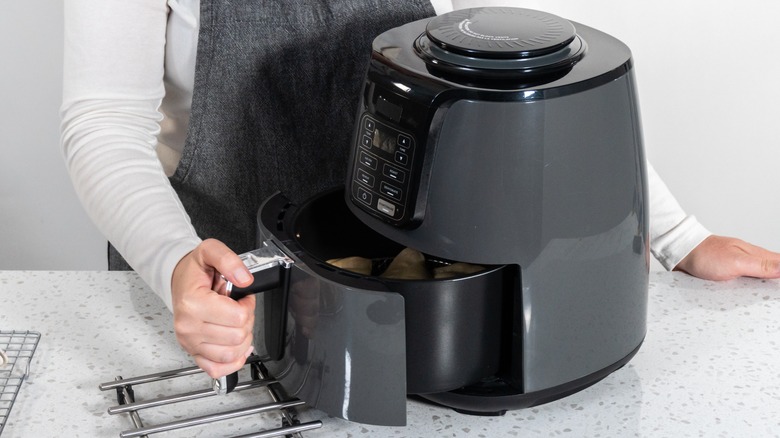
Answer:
[424,7,576,59]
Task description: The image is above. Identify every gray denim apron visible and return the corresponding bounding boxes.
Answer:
[113,0,437,424]
[109,0,435,269]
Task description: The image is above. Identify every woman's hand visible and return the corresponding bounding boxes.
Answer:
[675,235,780,280]
[171,239,256,378]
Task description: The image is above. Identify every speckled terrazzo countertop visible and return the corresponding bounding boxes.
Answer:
[1,270,778,437]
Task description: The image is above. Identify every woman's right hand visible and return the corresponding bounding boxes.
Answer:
[170,239,256,379]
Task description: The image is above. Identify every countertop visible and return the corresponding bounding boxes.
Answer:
[0,270,778,437]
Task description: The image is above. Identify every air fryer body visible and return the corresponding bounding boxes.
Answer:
[254,8,649,427]
[345,11,649,399]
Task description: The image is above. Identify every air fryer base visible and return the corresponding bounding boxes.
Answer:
[419,338,643,415]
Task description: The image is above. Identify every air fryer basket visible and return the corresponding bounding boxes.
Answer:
[268,187,509,394]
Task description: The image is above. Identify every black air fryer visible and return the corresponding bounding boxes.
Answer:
[233,7,649,426]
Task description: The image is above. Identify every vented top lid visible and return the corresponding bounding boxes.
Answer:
[414,8,586,80]
[426,7,576,59]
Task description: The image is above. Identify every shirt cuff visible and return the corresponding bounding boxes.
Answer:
[650,215,711,271]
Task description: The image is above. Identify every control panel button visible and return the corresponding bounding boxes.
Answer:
[356,186,373,206]
[380,182,403,201]
[382,164,406,183]
[356,169,375,188]
[359,151,378,170]
[377,198,396,217]
[394,151,409,167]
[361,135,372,148]
[364,118,375,132]
[397,134,412,149]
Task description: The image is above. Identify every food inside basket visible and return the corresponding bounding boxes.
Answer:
[327,248,485,280]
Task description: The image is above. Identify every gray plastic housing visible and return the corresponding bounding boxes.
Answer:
[347,19,649,395]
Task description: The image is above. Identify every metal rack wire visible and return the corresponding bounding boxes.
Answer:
[0,330,42,435]
[99,355,322,438]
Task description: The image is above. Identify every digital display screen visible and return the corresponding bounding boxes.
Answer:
[371,126,398,154]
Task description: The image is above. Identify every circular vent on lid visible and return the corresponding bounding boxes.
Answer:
[414,8,586,81]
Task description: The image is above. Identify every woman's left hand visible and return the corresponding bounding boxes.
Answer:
[675,235,780,280]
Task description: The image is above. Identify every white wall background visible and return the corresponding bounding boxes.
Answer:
[0,0,106,270]
[1,0,779,271]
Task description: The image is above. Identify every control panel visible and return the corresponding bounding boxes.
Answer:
[350,113,417,225]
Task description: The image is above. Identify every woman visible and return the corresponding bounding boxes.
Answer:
[61,0,780,380]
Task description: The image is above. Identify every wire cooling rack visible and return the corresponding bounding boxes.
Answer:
[100,355,322,437]
[0,330,41,435]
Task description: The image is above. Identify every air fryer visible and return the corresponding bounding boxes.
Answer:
[232,7,649,427]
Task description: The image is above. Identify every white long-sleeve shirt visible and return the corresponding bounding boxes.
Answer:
[61,0,709,311]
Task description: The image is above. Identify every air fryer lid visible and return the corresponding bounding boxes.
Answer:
[414,7,586,78]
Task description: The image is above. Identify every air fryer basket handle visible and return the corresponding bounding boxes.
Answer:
[226,244,295,297]
[214,243,294,395]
